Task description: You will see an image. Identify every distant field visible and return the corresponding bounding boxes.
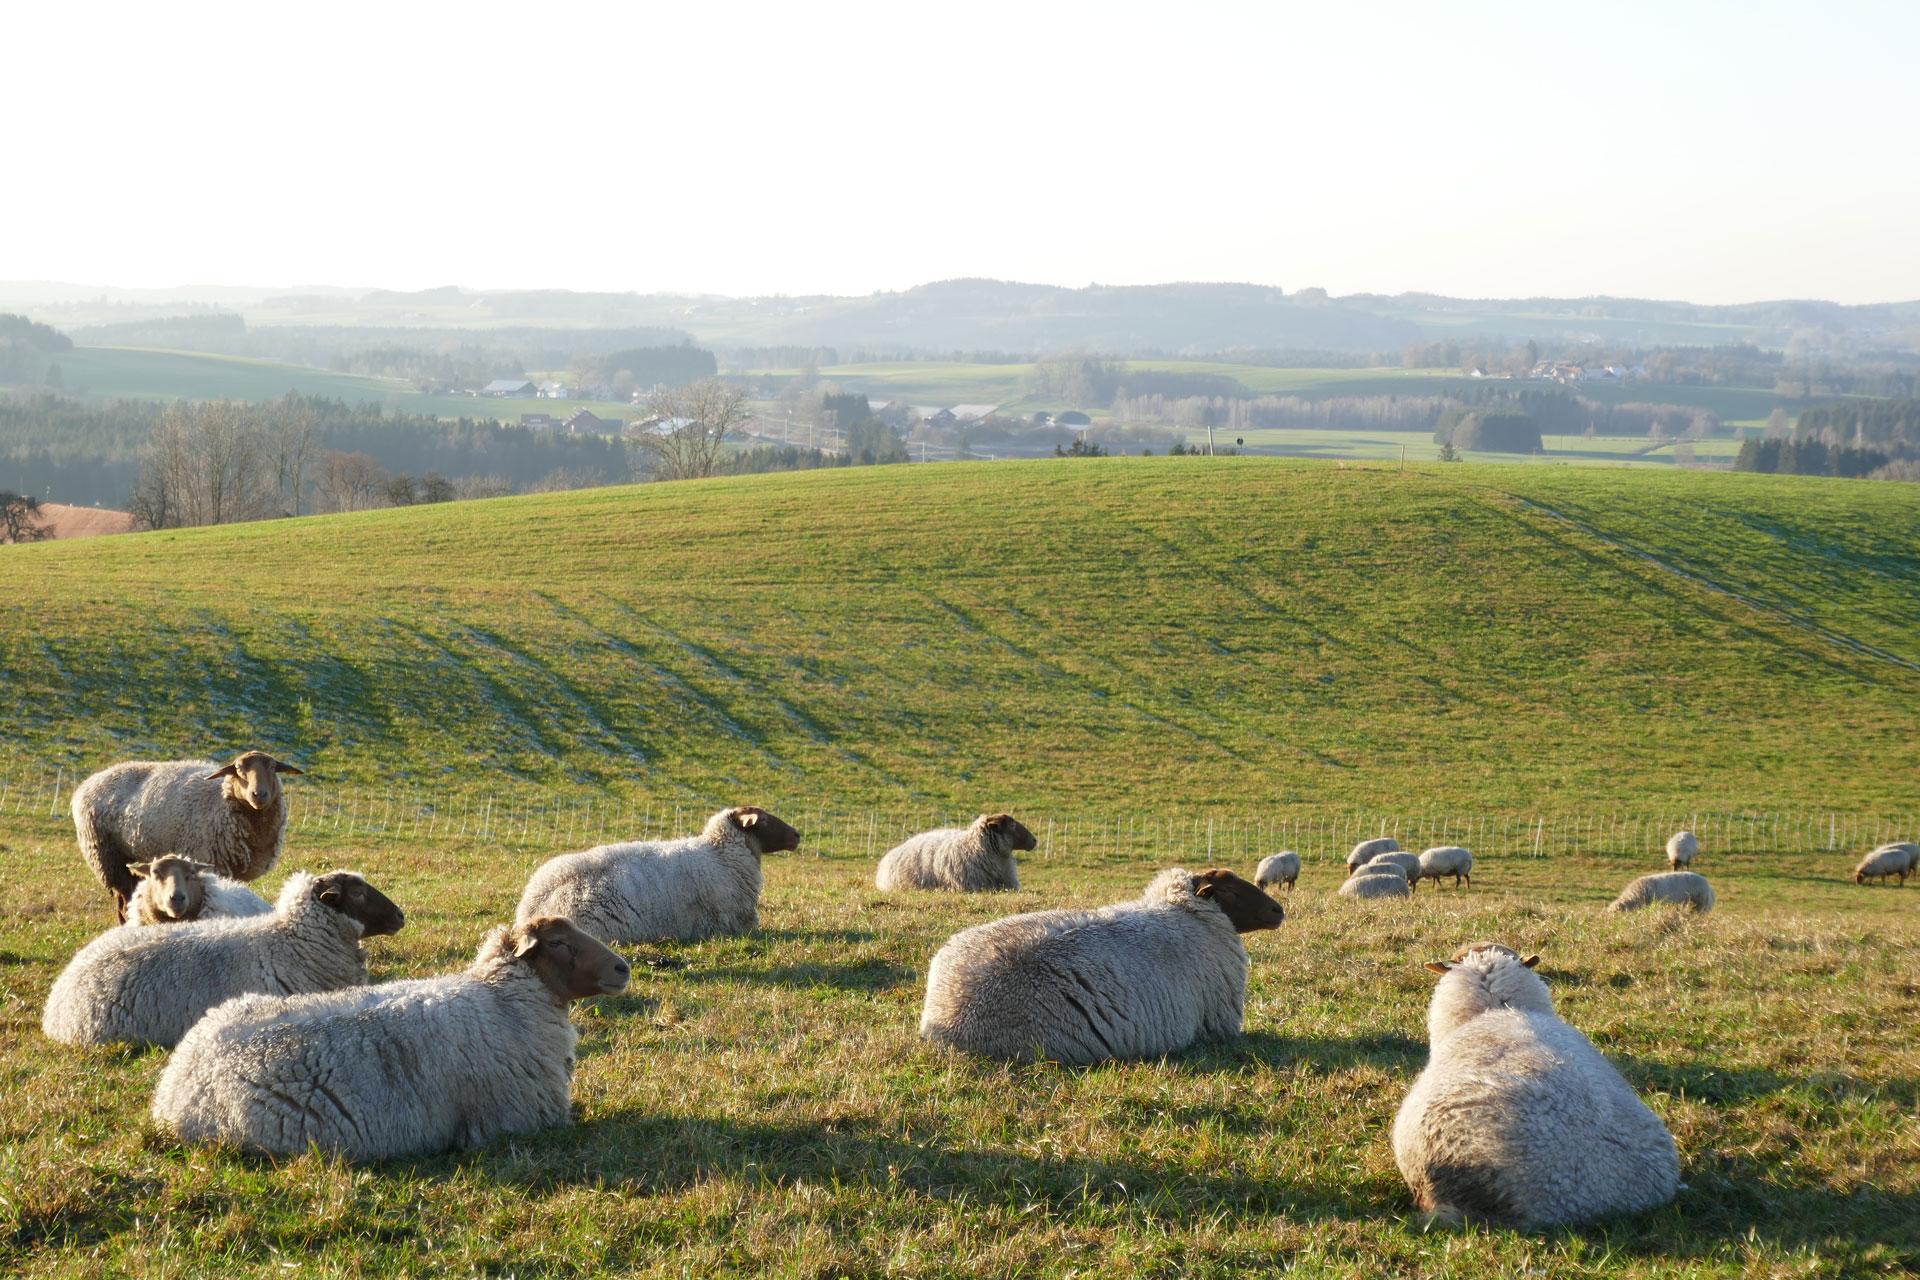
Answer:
[47,346,411,404]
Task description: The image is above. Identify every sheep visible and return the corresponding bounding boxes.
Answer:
[41,871,404,1048]
[919,867,1282,1064]
[1854,842,1918,885]
[1254,850,1301,892]
[1339,865,1412,900]
[1665,830,1698,871]
[515,806,800,945]
[1417,845,1474,889]
[1391,941,1680,1228]
[875,813,1035,892]
[152,916,629,1159]
[1368,850,1425,883]
[125,855,273,926]
[1607,871,1715,915]
[72,751,304,920]
[1346,837,1401,873]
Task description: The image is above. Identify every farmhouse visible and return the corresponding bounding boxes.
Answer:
[519,413,558,428]
[564,410,626,435]
[537,381,569,399]
[949,404,999,424]
[481,379,536,397]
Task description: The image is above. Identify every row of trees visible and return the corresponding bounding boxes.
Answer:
[1733,438,1899,478]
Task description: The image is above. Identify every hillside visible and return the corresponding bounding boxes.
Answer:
[3,460,1915,816]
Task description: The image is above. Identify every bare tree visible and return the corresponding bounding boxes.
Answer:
[1,491,53,543]
[127,400,271,530]
[454,474,515,500]
[628,380,750,481]
[265,400,322,516]
[314,451,390,513]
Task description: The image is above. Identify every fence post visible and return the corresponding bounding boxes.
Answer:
[49,766,63,817]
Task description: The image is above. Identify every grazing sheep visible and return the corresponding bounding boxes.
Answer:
[1608,871,1715,914]
[1392,942,1680,1228]
[1368,850,1425,883]
[1665,831,1698,871]
[125,855,272,926]
[72,751,304,920]
[515,806,801,944]
[1254,851,1301,892]
[1339,866,1412,900]
[1417,845,1474,889]
[919,867,1282,1064]
[42,871,404,1048]
[152,916,629,1159]
[1347,837,1401,873]
[875,813,1035,892]
[1854,842,1918,885]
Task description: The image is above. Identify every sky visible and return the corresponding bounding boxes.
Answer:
[5,0,1917,304]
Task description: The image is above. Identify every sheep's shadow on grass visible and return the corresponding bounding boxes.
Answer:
[1636,1058,1918,1108]
[1174,1030,1425,1076]
[674,958,916,992]
[750,928,880,944]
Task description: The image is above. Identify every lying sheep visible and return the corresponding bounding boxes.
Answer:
[1254,851,1301,892]
[42,871,404,1048]
[919,867,1282,1064]
[515,806,800,944]
[1339,865,1411,900]
[1392,942,1680,1227]
[72,751,304,920]
[1347,837,1401,873]
[875,813,1034,892]
[1854,842,1918,885]
[125,855,272,926]
[1665,831,1698,871]
[1417,845,1474,889]
[152,916,629,1159]
[1608,871,1715,915]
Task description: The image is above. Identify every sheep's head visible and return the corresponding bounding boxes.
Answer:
[311,871,406,936]
[512,916,632,1000]
[1193,868,1284,933]
[1423,941,1540,976]
[130,854,209,922]
[205,750,304,811]
[980,813,1037,852]
[728,807,801,856]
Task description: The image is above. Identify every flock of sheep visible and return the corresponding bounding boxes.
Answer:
[33,750,1920,1231]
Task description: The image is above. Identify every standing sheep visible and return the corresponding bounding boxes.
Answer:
[1608,871,1715,914]
[1254,851,1301,892]
[919,867,1282,1064]
[1347,837,1401,873]
[1392,942,1680,1228]
[125,855,273,926]
[42,871,404,1048]
[1854,842,1918,885]
[1368,850,1425,883]
[72,751,304,920]
[152,916,629,1159]
[1339,864,1412,900]
[875,813,1034,892]
[515,806,800,944]
[1417,845,1474,889]
[1665,831,1698,871]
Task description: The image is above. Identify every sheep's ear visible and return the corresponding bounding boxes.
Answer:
[1521,954,1541,968]
[1423,961,1452,975]
[513,930,542,957]
[205,764,239,780]
[273,761,305,775]
[128,862,153,880]
[1194,879,1217,898]
[736,811,759,828]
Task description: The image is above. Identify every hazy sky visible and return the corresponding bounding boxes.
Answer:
[8,0,1917,303]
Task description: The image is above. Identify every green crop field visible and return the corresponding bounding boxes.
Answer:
[45,347,413,406]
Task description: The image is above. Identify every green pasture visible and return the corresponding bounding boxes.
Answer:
[45,347,410,405]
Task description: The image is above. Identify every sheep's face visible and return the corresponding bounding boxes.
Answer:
[981,814,1037,852]
[729,807,801,856]
[130,855,208,921]
[1193,868,1284,932]
[313,871,406,936]
[1423,941,1540,976]
[205,750,304,810]
[513,917,632,1000]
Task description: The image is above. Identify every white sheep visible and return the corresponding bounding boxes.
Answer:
[1368,850,1424,883]
[515,806,800,944]
[152,916,629,1159]
[1391,942,1680,1227]
[125,855,273,926]
[1346,837,1401,873]
[1854,842,1918,885]
[72,751,304,920]
[1665,831,1698,871]
[1254,850,1301,892]
[1608,871,1715,914]
[875,813,1034,892]
[919,867,1283,1064]
[1417,845,1474,889]
[41,871,404,1048]
[1339,865,1411,900]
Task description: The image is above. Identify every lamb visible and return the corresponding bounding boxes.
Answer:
[1665,831,1698,871]
[1854,842,1918,885]
[1607,871,1715,914]
[1346,837,1401,873]
[515,806,801,944]
[1417,845,1474,889]
[152,916,629,1159]
[42,871,404,1048]
[875,813,1035,892]
[72,750,304,920]
[1391,942,1680,1228]
[125,855,273,926]
[919,867,1282,1064]
[1339,864,1411,900]
[1254,850,1301,892]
